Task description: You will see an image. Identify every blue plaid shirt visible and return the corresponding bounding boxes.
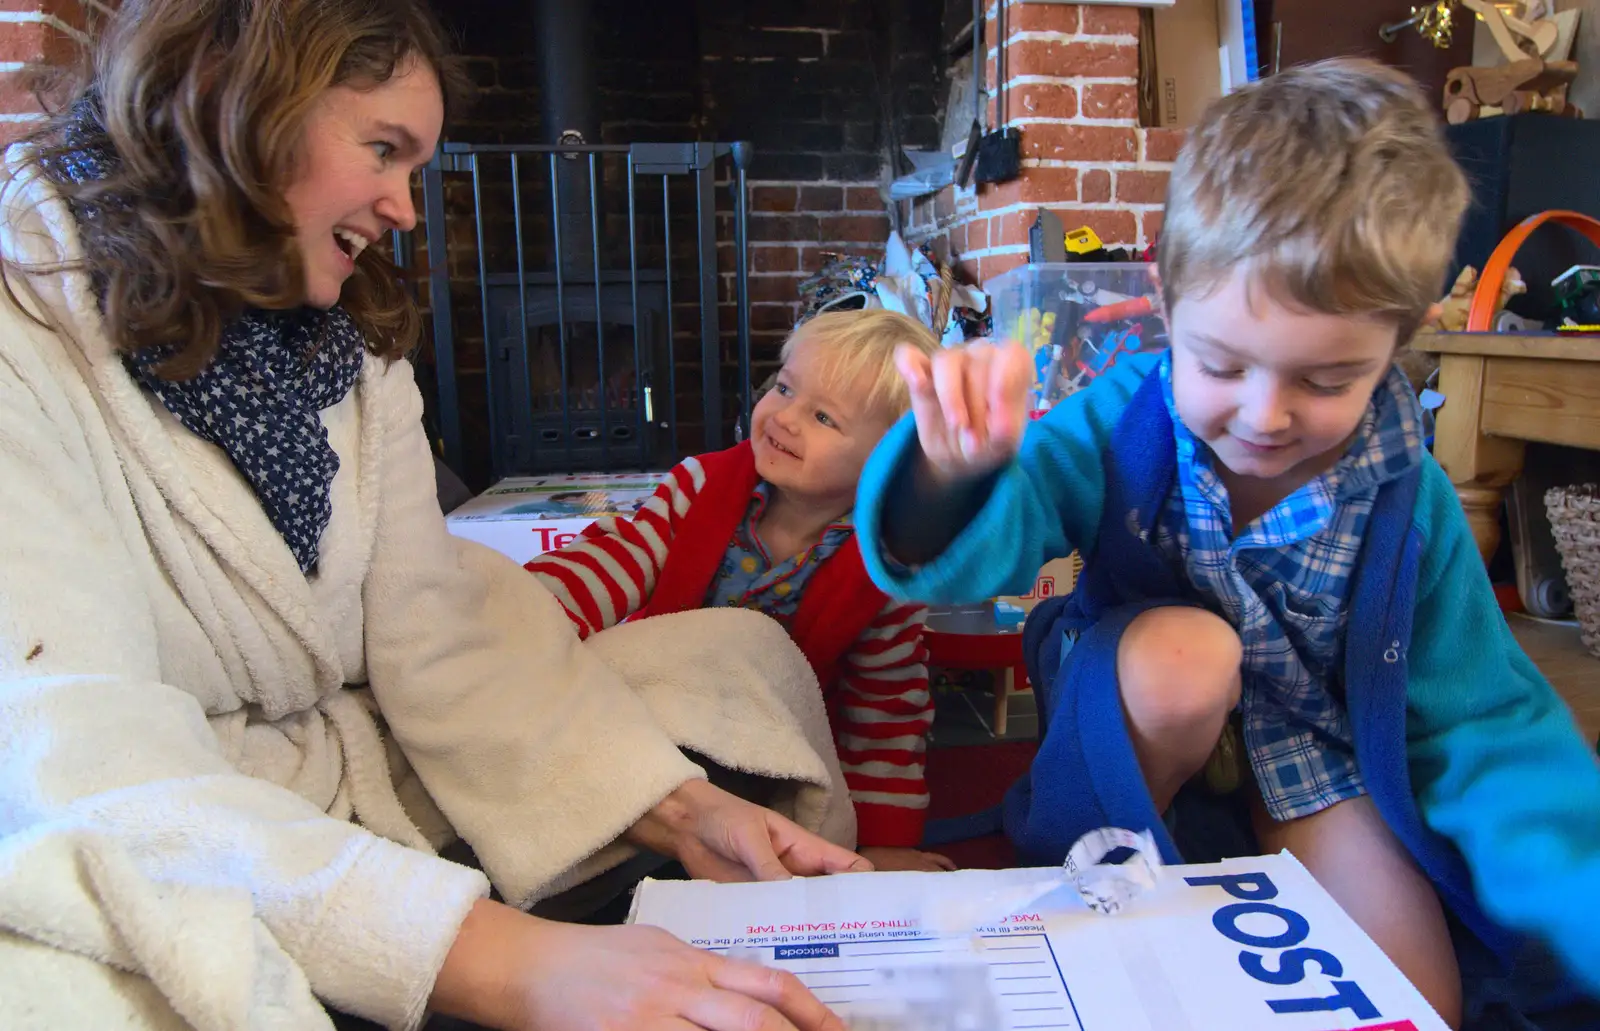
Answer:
[704,482,856,622]
[1154,352,1425,821]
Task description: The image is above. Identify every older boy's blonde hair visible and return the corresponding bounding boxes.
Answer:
[781,308,941,419]
[1159,58,1469,343]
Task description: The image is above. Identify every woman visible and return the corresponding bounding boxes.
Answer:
[0,2,867,1028]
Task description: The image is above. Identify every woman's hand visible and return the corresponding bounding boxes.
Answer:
[856,845,957,872]
[514,921,846,1031]
[431,900,846,1030]
[626,779,874,881]
[895,339,1032,484]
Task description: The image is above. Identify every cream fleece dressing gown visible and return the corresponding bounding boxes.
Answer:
[0,153,853,1031]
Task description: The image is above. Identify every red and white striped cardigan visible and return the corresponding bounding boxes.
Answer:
[524,441,932,847]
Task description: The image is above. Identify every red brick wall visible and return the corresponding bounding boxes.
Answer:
[677,2,941,389]
[907,1,1181,287]
[0,0,96,144]
[742,181,890,382]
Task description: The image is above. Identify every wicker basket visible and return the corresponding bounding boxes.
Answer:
[1545,483,1600,660]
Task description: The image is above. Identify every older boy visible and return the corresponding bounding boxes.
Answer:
[856,60,1600,1025]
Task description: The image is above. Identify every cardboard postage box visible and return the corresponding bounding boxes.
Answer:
[630,851,1447,1031]
[445,471,670,564]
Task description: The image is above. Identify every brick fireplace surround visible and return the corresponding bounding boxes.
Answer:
[1,0,1177,476]
[909,2,1181,287]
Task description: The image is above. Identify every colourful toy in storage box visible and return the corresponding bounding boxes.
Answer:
[985,263,1152,631]
[985,262,1167,418]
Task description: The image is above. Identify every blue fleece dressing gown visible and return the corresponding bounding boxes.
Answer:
[856,351,1600,1007]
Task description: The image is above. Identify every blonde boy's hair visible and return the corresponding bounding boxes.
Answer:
[781,308,941,419]
[1159,58,1469,342]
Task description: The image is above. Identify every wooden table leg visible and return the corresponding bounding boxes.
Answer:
[993,667,1013,737]
[1432,353,1528,562]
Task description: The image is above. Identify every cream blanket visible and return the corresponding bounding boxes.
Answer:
[0,152,850,1030]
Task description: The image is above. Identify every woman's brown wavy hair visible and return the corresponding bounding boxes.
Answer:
[7,0,468,378]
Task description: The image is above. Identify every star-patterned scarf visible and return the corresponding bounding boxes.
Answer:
[41,97,366,574]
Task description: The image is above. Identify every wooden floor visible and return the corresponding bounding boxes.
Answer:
[1510,615,1600,745]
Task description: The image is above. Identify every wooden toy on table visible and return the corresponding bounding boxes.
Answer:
[1437,264,1527,332]
[1443,58,1580,123]
[1441,0,1582,124]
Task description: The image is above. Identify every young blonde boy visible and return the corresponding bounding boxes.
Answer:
[526,309,953,871]
[855,60,1600,1025]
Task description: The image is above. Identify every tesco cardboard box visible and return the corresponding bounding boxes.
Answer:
[445,471,670,564]
[631,851,1449,1031]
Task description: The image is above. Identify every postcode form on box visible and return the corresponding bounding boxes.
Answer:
[628,851,1448,1031]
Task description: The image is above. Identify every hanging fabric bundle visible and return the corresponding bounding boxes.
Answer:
[974,0,1022,184]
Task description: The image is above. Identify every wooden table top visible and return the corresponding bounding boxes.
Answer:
[1414,329,1600,363]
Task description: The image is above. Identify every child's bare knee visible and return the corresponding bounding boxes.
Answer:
[1118,607,1242,729]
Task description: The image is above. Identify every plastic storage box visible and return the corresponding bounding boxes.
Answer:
[985,262,1167,415]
